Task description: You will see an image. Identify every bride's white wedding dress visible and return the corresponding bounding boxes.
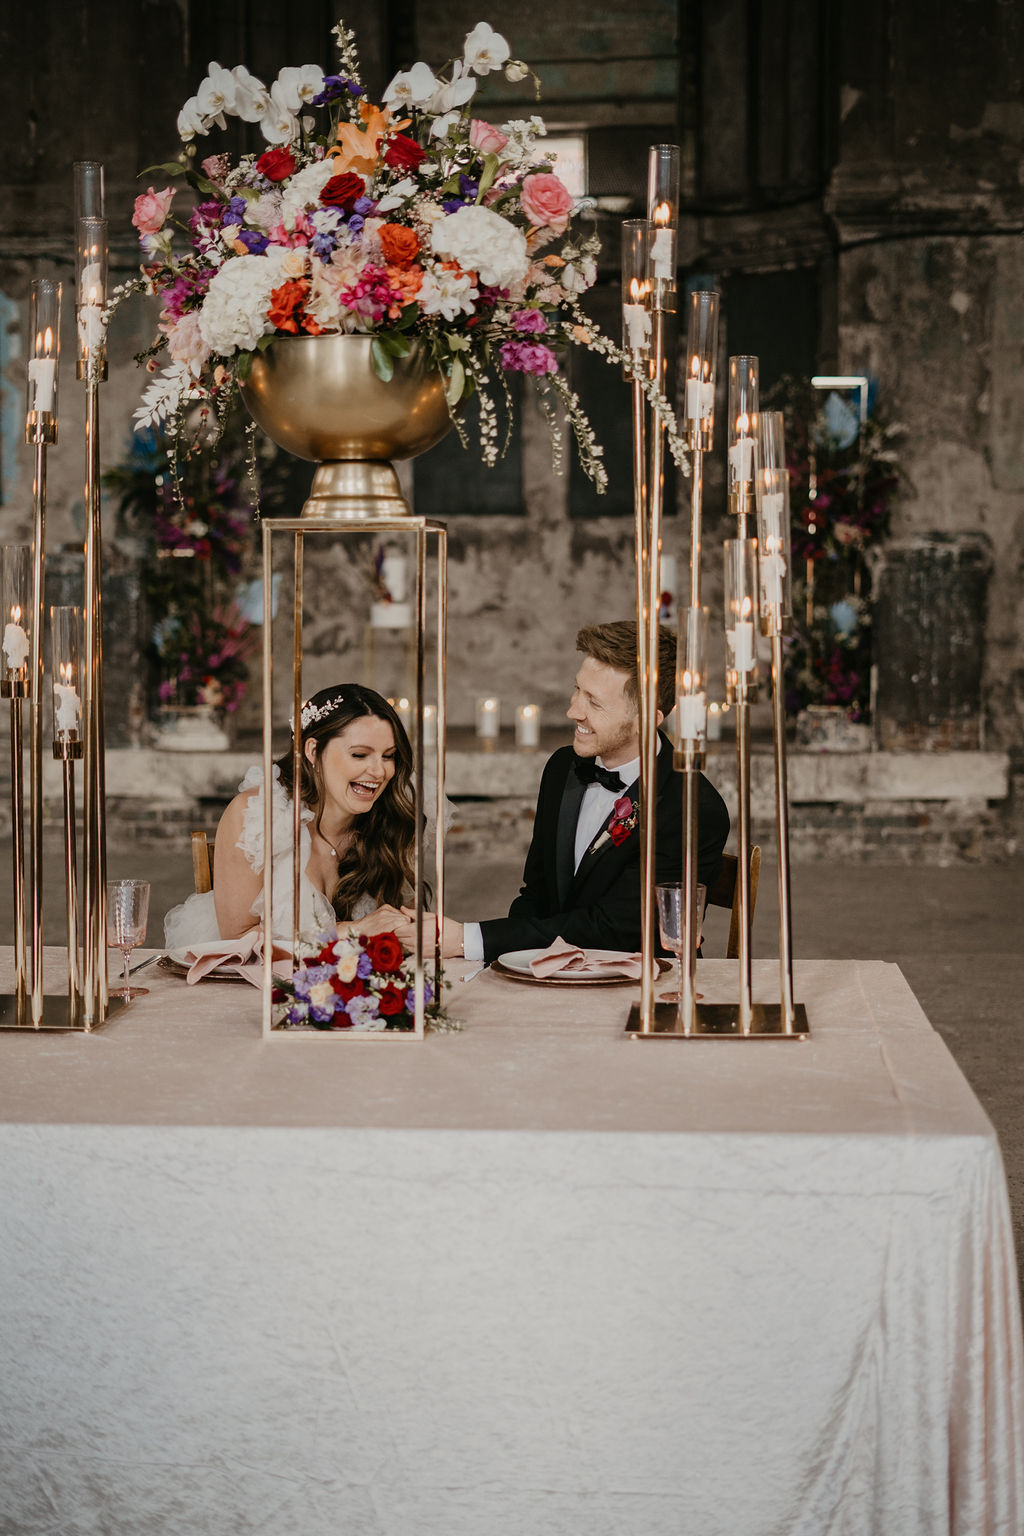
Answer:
[164,765,377,948]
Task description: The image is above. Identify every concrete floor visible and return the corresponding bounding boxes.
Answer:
[7,831,1024,1286]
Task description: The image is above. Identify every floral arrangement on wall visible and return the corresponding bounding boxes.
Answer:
[767,378,903,721]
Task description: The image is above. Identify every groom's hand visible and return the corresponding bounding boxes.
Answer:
[394,907,465,958]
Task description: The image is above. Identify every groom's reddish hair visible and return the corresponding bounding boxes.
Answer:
[576,621,677,717]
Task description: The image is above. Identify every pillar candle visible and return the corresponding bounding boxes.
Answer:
[3,621,29,671]
[515,704,540,748]
[476,697,500,739]
[27,358,57,413]
[678,692,707,740]
[54,681,82,735]
[623,303,651,356]
[685,380,714,421]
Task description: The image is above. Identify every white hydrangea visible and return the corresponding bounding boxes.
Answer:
[280,159,341,226]
[198,248,290,354]
[430,205,529,290]
[418,266,479,321]
[281,174,330,226]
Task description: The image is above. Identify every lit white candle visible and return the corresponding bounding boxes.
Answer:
[391,696,413,734]
[3,619,29,671]
[728,437,754,485]
[651,227,674,281]
[706,702,723,741]
[685,379,714,421]
[27,358,56,413]
[623,303,651,356]
[422,704,437,747]
[761,552,787,605]
[79,261,103,308]
[731,621,755,671]
[760,490,785,530]
[678,691,707,740]
[515,704,540,748]
[475,697,500,739]
[54,681,82,735]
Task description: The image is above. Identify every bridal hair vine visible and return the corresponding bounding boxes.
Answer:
[289,693,345,732]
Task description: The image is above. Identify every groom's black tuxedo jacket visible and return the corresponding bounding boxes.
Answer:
[477,733,730,963]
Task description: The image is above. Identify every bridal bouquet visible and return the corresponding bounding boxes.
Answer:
[273,927,452,1031]
[130,17,684,490]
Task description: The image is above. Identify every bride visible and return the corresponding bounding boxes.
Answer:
[164,683,416,946]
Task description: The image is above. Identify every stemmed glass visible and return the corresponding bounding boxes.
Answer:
[656,881,706,1002]
[106,879,151,1000]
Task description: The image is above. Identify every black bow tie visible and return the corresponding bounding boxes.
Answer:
[574,756,625,793]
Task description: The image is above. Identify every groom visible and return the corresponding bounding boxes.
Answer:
[396,620,730,962]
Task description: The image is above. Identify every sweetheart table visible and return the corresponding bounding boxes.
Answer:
[0,951,1020,1535]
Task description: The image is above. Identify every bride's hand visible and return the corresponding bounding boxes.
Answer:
[356,905,406,936]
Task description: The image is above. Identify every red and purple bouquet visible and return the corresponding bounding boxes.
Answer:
[273,927,447,1031]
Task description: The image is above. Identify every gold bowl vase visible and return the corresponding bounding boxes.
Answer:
[239,334,452,520]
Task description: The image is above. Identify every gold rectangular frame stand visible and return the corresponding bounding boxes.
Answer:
[0,991,129,1033]
[626,1000,809,1038]
[259,512,447,1042]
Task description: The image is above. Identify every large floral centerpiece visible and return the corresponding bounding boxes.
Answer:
[130,18,683,490]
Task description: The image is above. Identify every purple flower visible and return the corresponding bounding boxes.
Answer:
[310,231,337,262]
[512,308,547,334]
[352,196,374,217]
[500,340,559,375]
[347,214,365,236]
[356,951,373,978]
[311,74,363,105]
[223,195,248,227]
[235,229,269,255]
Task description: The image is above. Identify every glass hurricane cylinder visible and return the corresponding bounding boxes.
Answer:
[675,606,710,761]
[756,410,793,634]
[646,144,679,312]
[76,217,107,374]
[727,355,759,518]
[683,290,718,452]
[620,220,652,373]
[25,279,61,445]
[50,606,84,753]
[0,547,31,695]
[73,160,105,222]
[723,539,760,702]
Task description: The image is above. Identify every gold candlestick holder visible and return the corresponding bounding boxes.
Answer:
[1,544,32,1021]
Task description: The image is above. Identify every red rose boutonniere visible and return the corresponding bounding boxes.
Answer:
[593,795,639,853]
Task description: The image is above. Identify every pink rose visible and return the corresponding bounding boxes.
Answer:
[469,119,509,156]
[520,172,573,233]
[132,186,175,236]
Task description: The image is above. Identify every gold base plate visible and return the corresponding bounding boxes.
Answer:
[0,992,133,1032]
[626,1000,810,1039]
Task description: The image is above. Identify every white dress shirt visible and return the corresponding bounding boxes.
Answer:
[462,745,652,962]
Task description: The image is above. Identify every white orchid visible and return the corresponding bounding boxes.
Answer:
[418,266,479,321]
[374,176,419,212]
[273,64,326,113]
[464,23,510,75]
[428,60,477,115]
[176,95,207,141]
[382,61,439,110]
[196,62,237,128]
[260,80,300,144]
[231,65,270,122]
[428,111,462,141]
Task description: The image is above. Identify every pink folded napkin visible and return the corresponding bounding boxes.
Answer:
[529,936,645,980]
[181,929,292,987]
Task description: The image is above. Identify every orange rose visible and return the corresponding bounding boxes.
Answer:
[378,223,421,267]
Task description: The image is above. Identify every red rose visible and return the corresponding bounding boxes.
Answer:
[384,134,427,172]
[331,977,366,1003]
[609,821,632,846]
[364,932,404,974]
[377,984,406,1017]
[320,171,366,211]
[256,147,297,182]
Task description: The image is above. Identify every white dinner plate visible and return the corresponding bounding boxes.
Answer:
[495,948,648,985]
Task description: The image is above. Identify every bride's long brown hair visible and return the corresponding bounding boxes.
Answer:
[276,684,415,919]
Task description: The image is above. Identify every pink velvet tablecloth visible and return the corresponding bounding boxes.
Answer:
[0,952,1020,1535]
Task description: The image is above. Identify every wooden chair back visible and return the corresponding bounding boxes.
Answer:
[191,830,214,895]
[705,846,761,959]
